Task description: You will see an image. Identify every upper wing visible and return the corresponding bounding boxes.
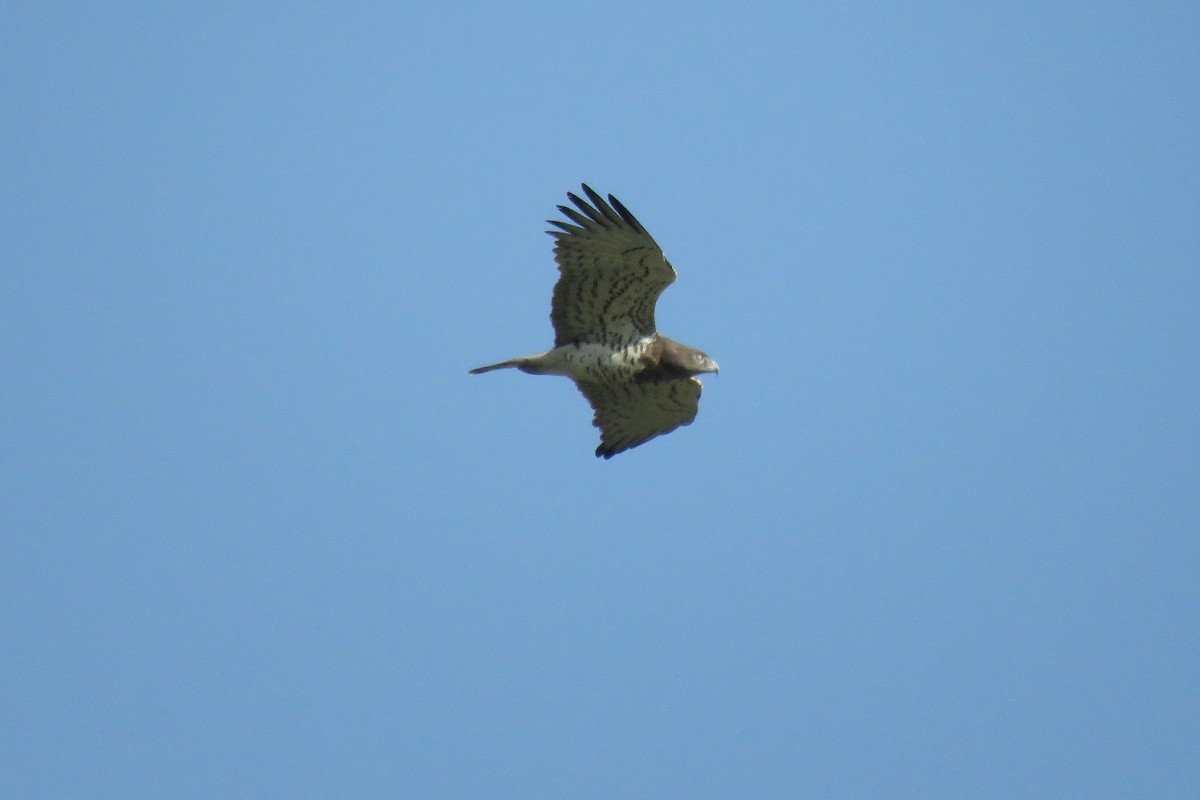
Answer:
[547,185,676,347]
[575,376,702,459]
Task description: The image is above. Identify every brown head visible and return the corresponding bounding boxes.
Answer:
[638,335,719,381]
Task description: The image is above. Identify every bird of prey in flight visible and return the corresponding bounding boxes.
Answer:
[470,184,718,458]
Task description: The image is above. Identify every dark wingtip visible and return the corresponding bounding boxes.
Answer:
[607,193,645,233]
[577,184,623,226]
[546,219,582,236]
[568,183,644,233]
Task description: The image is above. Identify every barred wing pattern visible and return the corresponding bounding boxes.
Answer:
[547,185,676,347]
[575,377,702,459]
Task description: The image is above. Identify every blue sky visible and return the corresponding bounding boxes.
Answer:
[2,2,1198,797]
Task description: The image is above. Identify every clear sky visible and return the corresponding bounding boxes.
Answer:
[2,2,1198,798]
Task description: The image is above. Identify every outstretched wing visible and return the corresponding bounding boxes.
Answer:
[575,377,702,459]
[547,184,676,347]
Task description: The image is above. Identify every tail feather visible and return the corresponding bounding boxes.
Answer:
[469,349,555,376]
[468,359,521,375]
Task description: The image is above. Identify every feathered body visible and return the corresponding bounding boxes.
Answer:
[470,185,718,458]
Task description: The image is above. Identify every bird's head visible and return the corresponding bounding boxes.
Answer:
[655,336,719,377]
[689,350,720,375]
